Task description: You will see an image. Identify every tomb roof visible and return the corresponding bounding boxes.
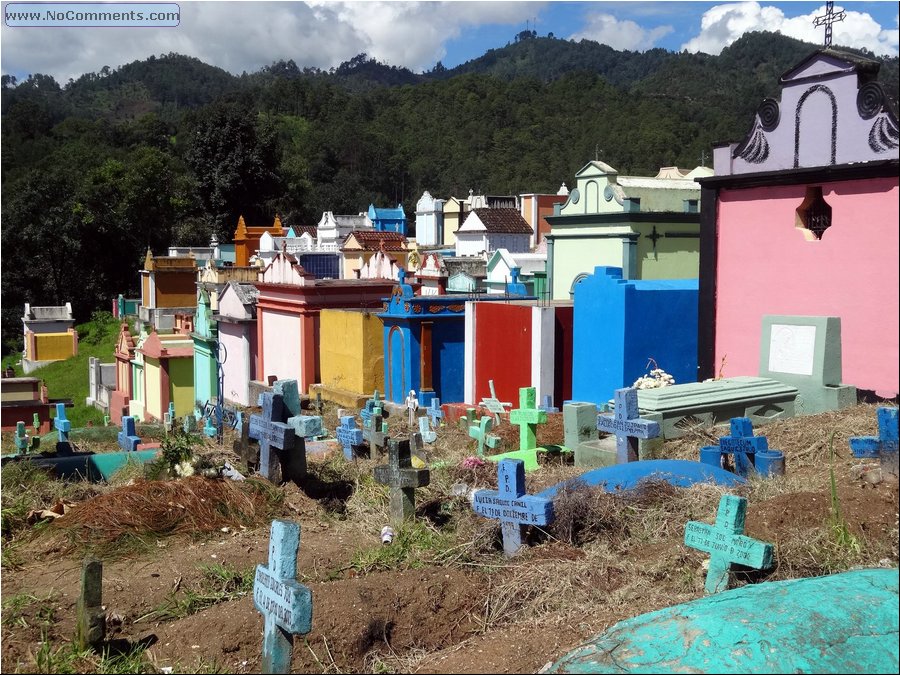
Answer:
[342,230,409,251]
[471,208,533,234]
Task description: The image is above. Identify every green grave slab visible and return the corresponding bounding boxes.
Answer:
[635,376,798,453]
[546,568,899,674]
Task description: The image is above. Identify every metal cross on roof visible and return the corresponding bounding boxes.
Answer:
[813,1,845,48]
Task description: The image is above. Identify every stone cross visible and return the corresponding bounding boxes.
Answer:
[480,380,511,425]
[363,411,388,458]
[457,407,477,431]
[509,387,547,452]
[374,438,431,522]
[118,416,141,452]
[75,558,106,650]
[15,421,38,454]
[596,387,660,463]
[539,394,559,413]
[409,430,427,466]
[254,519,312,674]
[426,398,444,428]
[418,415,436,444]
[469,416,500,456]
[684,494,774,594]
[287,414,323,440]
[473,459,554,556]
[336,416,364,461]
[813,0,846,47]
[250,393,299,483]
[702,417,784,477]
[54,403,71,444]
[360,390,382,426]
[273,379,301,418]
[850,407,898,458]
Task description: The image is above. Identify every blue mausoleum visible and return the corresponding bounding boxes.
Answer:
[368,204,407,236]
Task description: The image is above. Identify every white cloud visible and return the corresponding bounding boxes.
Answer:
[681,2,899,57]
[569,12,673,51]
[0,1,539,84]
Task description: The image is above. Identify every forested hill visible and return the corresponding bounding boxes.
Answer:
[1,32,897,353]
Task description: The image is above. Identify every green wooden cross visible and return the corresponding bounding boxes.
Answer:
[469,416,501,456]
[509,387,547,452]
[684,494,774,594]
[14,421,39,454]
[458,407,477,431]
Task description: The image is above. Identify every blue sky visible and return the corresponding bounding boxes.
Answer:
[2,1,898,84]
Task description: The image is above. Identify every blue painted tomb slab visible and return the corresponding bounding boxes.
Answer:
[536,459,746,501]
[473,459,554,556]
[546,568,899,674]
[254,519,312,674]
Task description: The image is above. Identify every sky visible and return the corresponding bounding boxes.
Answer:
[1,1,898,84]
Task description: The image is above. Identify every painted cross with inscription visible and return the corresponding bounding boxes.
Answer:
[250,393,298,483]
[684,494,774,594]
[374,438,431,521]
[473,459,554,556]
[336,416,364,460]
[711,417,785,477]
[509,387,547,452]
[360,390,382,426]
[469,415,500,456]
[596,387,660,463]
[254,519,312,674]
[426,398,444,428]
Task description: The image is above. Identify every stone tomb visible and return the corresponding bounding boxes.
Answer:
[759,315,856,415]
[597,388,660,464]
[473,458,554,556]
[254,519,312,674]
[374,438,430,522]
[700,417,785,477]
[684,494,774,594]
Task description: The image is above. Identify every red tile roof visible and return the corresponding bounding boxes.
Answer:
[473,208,533,234]
[343,230,409,251]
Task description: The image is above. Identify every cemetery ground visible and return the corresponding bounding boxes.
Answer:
[1,402,897,674]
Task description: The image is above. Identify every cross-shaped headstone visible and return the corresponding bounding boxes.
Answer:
[418,415,436,444]
[203,414,217,438]
[54,403,71,443]
[813,0,846,47]
[32,413,40,434]
[14,421,39,454]
[75,558,106,650]
[253,519,312,674]
[473,459,554,556]
[712,417,771,477]
[539,394,559,413]
[103,415,110,427]
[374,438,431,521]
[469,416,500,456]
[409,430,428,466]
[480,380,512,425]
[183,414,198,434]
[596,387,660,463]
[250,393,299,483]
[273,379,301,417]
[360,390,382,426]
[509,387,547,452]
[287,414,323,440]
[426,398,444,428]
[163,402,176,434]
[684,494,774,594]
[363,410,388,458]
[850,407,898,459]
[458,407,477,431]
[234,414,256,468]
[336,416,364,461]
[118,416,142,452]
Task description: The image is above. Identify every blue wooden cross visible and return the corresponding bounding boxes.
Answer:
[54,403,71,443]
[473,459,554,556]
[509,387,547,451]
[254,519,312,674]
[118,416,142,452]
[336,416,364,460]
[539,394,559,413]
[596,387,660,463]
[684,494,774,594]
[850,407,898,459]
[374,438,431,521]
[250,393,298,483]
[418,415,436,444]
[469,416,500,456]
[426,398,444,428]
[702,417,784,477]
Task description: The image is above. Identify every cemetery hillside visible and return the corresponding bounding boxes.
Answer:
[2,21,899,675]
